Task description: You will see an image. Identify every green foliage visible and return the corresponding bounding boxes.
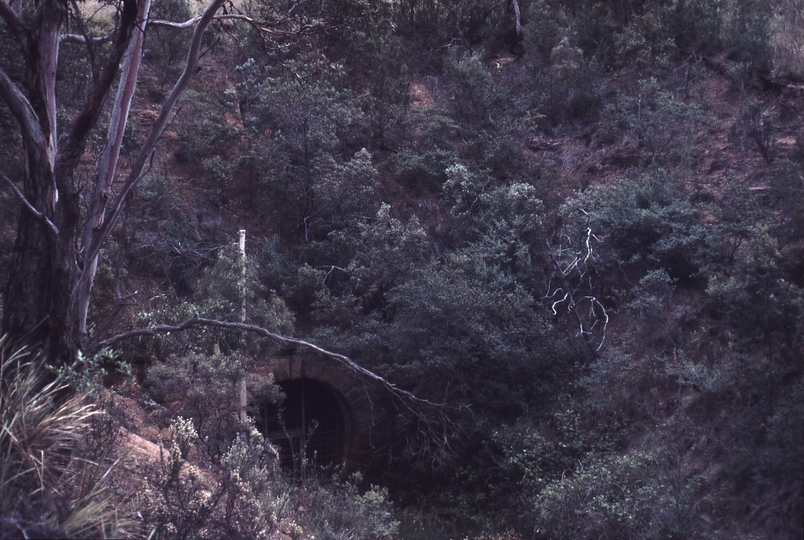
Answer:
[706,226,804,354]
[561,173,714,280]
[176,91,243,179]
[355,31,410,150]
[602,77,706,167]
[4,1,796,537]
[533,451,707,540]
[342,203,431,297]
[722,0,772,76]
[661,0,724,55]
[145,350,281,461]
[769,160,804,245]
[145,0,193,81]
[731,100,778,163]
[393,148,456,194]
[237,56,371,240]
[131,172,227,297]
[299,476,399,540]
[546,36,603,123]
[306,148,380,240]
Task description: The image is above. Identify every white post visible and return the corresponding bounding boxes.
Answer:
[239,229,247,423]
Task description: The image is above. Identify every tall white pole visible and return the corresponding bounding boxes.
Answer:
[239,229,247,424]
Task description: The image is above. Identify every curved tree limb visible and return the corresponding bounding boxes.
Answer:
[0,66,47,155]
[0,0,29,56]
[91,317,443,409]
[148,13,318,36]
[0,170,59,235]
[544,227,608,353]
[59,30,115,45]
[92,316,465,467]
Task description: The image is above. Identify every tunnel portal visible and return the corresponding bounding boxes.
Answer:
[251,353,371,473]
[257,378,346,470]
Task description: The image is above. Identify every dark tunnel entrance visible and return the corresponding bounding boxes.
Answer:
[257,378,346,471]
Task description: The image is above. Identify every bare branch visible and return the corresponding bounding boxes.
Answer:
[512,0,521,38]
[93,316,465,467]
[147,13,207,29]
[77,0,227,300]
[544,227,607,353]
[92,317,442,408]
[59,30,115,45]
[0,67,47,155]
[59,0,140,171]
[77,0,152,336]
[68,0,98,78]
[0,170,59,235]
[148,13,316,36]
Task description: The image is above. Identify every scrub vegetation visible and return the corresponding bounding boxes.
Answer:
[1,0,803,538]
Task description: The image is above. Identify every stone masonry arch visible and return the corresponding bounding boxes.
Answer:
[250,352,372,472]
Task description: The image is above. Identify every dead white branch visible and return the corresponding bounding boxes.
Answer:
[544,227,607,352]
[149,13,311,36]
[77,0,152,335]
[59,30,115,45]
[75,0,226,305]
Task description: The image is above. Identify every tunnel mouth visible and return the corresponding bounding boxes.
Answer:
[256,378,347,472]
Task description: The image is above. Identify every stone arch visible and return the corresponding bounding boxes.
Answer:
[250,352,372,471]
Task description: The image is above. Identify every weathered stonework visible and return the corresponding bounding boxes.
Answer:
[251,352,373,471]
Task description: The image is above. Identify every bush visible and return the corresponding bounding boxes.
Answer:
[532,451,707,540]
[393,148,456,194]
[140,416,399,540]
[731,100,778,163]
[560,173,713,280]
[145,0,193,81]
[601,77,706,168]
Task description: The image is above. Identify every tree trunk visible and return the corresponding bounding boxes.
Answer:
[2,0,65,359]
[2,0,226,366]
[1,0,138,365]
[78,0,152,336]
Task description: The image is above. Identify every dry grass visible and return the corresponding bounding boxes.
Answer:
[0,337,137,538]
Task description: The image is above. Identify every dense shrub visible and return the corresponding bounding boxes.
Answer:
[560,173,714,280]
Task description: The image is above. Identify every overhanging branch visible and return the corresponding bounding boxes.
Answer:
[92,316,464,466]
[59,31,115,45]
[92,317,441,408]
[148,13,318,36]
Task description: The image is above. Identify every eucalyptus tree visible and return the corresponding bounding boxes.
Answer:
[0,0,320,364]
